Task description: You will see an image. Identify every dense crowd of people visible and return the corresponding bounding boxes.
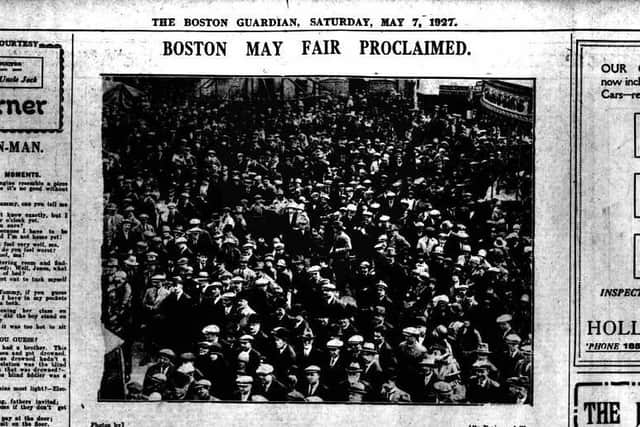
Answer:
[101,79,533,404]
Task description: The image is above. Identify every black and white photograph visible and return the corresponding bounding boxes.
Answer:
[98,76,533,404]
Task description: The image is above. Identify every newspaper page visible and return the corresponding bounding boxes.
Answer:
[0,1,638,426]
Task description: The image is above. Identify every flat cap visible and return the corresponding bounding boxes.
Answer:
[433,381,452,395]
[347,335,364,345]
[236,375,253,384]
[195,379,212,388]
[505,334,522,344]
[326,338,344,349]
[158,348,175,359]
[496,314,513,323]
[256,364,275,375]
[202,324,220,334]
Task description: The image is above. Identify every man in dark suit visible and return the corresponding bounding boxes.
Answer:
[360,342,384,397]
[234,335,263,376]
[230,375,256,401]
[496,333,524,379]
[408,355,438,403]
[254,363,288,401]
[299,365,330,401]
[269,327,297,380]
[467,361,502,403]
[143,348,176,391]
[294,330,325,376]
[160,281,194,353]
[372,325,398,370]
[244,314,271,356]
[321,338,347,389]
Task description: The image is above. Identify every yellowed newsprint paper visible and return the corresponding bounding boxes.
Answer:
[1,0,640,426]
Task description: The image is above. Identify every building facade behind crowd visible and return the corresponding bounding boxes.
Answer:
[100,79,533,404]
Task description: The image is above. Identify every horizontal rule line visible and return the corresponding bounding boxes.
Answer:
[1,27,640,33]
[585,350,640,353]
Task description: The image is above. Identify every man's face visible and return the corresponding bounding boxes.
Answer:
[195,386,210,399]
[316,317,329,327]
[274,337,286,349]
[362,353,374,364]
[306,372,319,384]
[509,385,527,399]
[239,340,251,351]
[347,343,361,353]
[476,368,489,381]
[348,392,363,402]
[373,315,384,326]
[257,373,271,386]
[128,390,143,400]
[381,380,394,394]
[339,318,349,329]
[373,332,384,345]
[172,385,188,399]
[248,323,260,335]
[204,331,219,343]
[237,383,252,394]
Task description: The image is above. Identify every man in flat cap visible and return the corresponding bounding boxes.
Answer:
[397,327,427,380]
[125,381,144,401]
[294,329,324,373]
[493,313,516,356]
[244,314,270,356]
[360,342,384,395]
[501,376,530,404]
[335,362,369,402]
[497,333,524,378]
[191,378,220,401]
[235,334,262,376]
[143,372,168,399]
[143,348,176,391]
[433,381,455,403]
[467,360,502,403]
[254,363,288,401]
[299,365,330,401]
[270,326,298,379]
[379,368,411,403]
[322,338,347,389]
[233,375,255,402]
[409,355,438,403]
